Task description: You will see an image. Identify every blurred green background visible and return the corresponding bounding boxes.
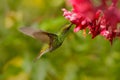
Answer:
[0,0,120,80]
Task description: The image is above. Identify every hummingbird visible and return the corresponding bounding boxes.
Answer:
[19,23,73,62]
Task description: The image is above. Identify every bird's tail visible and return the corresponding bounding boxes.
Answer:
[33,45,49,62]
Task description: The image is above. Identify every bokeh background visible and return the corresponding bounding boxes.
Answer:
[0,0,120,80]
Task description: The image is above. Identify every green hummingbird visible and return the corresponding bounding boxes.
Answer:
[19,23,73,62]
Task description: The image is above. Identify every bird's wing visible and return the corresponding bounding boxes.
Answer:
[19,27,39,38]
[19,27,58,44]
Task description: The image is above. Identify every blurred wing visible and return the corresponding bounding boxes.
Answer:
[19,27,40,38]
[33,31,58,44]
[19,27,57,43]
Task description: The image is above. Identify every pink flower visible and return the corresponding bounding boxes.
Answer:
[62,0,120,43]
